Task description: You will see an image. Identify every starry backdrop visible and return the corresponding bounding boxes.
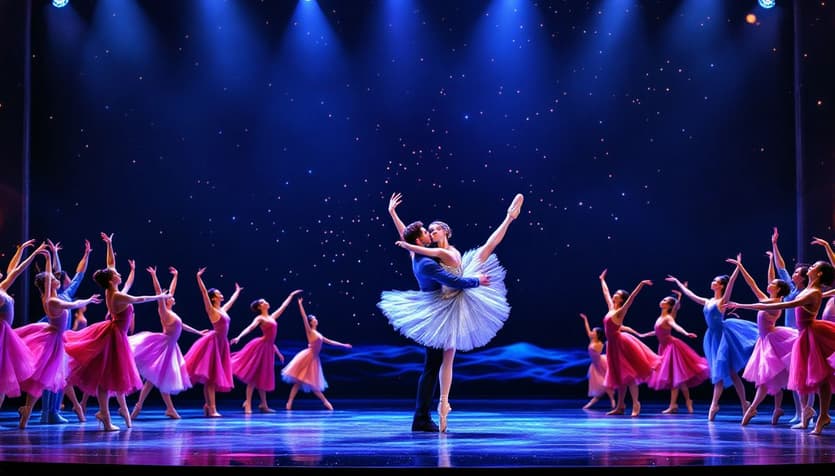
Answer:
[1,0,833,401]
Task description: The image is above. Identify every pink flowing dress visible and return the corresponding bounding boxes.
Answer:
[184,314,234,392]
[602,315,661,388]
[15,307,69,398]
[742,308,797,395]
[231,318,279,391]
[586,342,610,398]
[646,318,710,390]
[0,293,35,398]
[64,304,143,396]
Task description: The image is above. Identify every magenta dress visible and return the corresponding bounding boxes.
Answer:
[281,331,326,392]
[742,309,797,395]
[64,304,143,396]
[15,307,69,398]
[646,318,710,391]
[184,314,234,392]
[602,315,661,388]
[128,314,192,395]
[0,293,35,398]
[586,342,610,398]
[793,303,835,394]
[231,318,279,391]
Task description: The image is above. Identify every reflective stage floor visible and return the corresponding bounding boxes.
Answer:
[0,399,834,474]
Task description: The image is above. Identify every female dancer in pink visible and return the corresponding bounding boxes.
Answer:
[283,295,352,411]
[185,267,241,417]
[728,260,835,435]
[579,313,615,410]
[129,266,206,420]
[231,289,302,413]
[0,240,43,411]
[64,232,169,431]
[725,255,795,426]
[639,290,709,414]
[598,269,659,417]
[17,244,101,428]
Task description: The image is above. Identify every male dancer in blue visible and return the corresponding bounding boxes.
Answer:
[39,239,92,424]
[383,193,488,432]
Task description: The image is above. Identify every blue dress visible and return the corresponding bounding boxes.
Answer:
[701,299,758,386]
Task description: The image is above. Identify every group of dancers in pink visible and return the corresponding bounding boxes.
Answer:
[582,228,835,435]
[0,233,351,431]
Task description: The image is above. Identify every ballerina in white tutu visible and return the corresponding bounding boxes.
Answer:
[378,192,523,432]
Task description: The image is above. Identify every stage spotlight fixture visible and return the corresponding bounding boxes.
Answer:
[52,0,69,7]
[758,0,775,9]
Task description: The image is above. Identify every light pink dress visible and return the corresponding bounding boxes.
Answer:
[586,341,610,398]
[281,331,326,392]
[184,314,234,392]
[232,318,279,391]
[128,313,192,394]
[64,304,143,396]
[15,304,69,398]
[647,318,710,390]
[742,308,797,395]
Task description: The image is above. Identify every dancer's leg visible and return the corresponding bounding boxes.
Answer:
[476,194,523,263]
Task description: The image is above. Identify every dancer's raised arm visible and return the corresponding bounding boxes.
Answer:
[222,283,243,313]
[726,255,768,302]
[599,269,614,310]
[388,192,407,239]
[665,275,707,307]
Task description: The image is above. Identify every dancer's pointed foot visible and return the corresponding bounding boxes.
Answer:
[771,408,784,426]
[285,401,293,411]
[206,406,221,418]
[258,404,276,413]
[811,415,830,435]
[791,407,814,430]
[741,406,757,426]
[508,194,524,220]
[18,406,31,429]
[323,401,334,411]
[130,403,142,420]
[661,405,678,414]
[582,397,598,410]
[242,401,252,414]
[118,407,132,428]
[606,406,625,416]
[95,412,119,432]
[438,400,451,432]
[631,402,641,417]
[165,408,181,419]
[685,399,694,414]
[73,404,87,422]
[708,404,720,421]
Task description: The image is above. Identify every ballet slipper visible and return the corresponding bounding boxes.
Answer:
[507,194,524,220]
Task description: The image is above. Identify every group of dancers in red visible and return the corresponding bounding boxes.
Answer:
[0,233,351,431]
[582,228,835,435]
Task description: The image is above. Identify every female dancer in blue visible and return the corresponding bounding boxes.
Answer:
[666,254,758,421]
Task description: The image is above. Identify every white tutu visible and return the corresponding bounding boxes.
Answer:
[377,248,510,352]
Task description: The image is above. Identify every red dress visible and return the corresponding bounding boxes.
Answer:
[602,315,660,388]
[232,318,279,391]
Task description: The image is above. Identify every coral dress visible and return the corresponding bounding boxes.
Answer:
[231,318,280,391]
[586,341,611,398]
[281,331,326,392]
[701,300,758,386]
[15,307,69,398]
[377,249,509,352]
[793,301,835,393]
[184,314,234,392]
[646,318,709,391]
[602,315,661,388]
[0,293,35,398]
[742,308,797,395]
[64,304,143,396]
[128,314,192,395]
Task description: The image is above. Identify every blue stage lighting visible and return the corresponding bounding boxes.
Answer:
[52,0,69,7]
[758,0,775,9]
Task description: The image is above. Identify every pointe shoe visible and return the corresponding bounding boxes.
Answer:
[118,407,132,428]
[661,405,678,414]
[708,404,720,421]
[285,401,293,411]
[73,404,87,422]
[582,399,596,410]
[438,400,451,433]
[130,403,142,420]
[771,408,784,426]
[606,406,625,416]
[741,407,756,426]
[18,406,31,429]
[242,401,252,414]
[791,407,814,430]
[507,193,524,220]
[685,400,694,414]
[811,415,831,435]
[165,408,181,419]
[323,401,334,411]
[203,404,210,416]
[206,405,221,418]
[631,402,641,417]
[95,412,119,431]
[258,404,276,413]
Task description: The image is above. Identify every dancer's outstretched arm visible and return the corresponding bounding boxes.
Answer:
[726,255,768,302]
